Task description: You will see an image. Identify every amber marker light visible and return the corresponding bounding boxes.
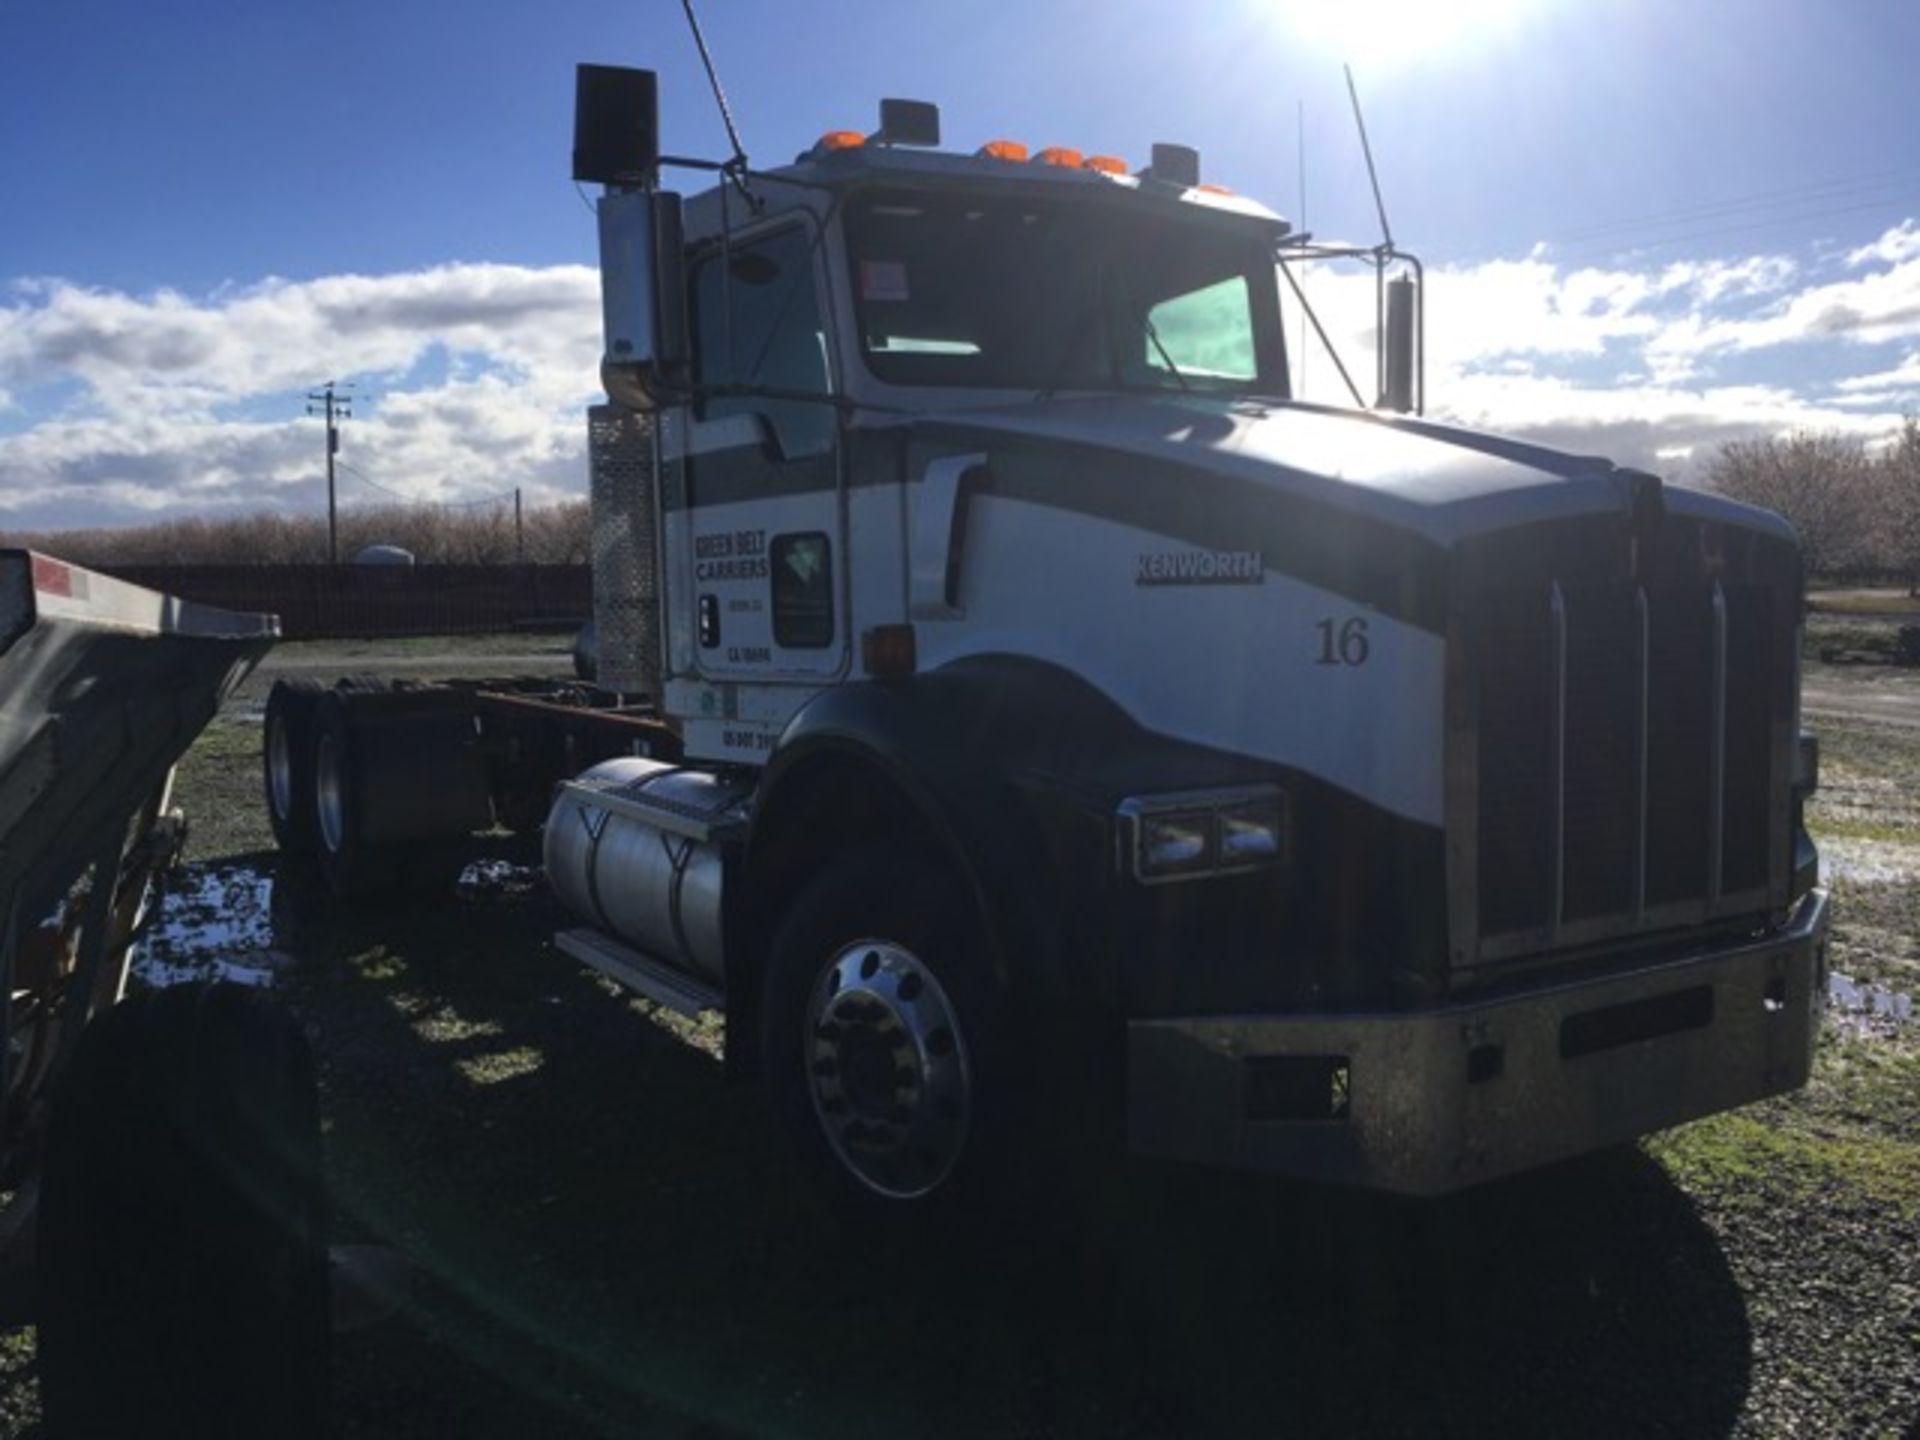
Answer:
[1082,155,1128,175]
[861,624,919,677]
[1034,146,1083,168]
[975,139,1030,162]
[814,130,865,152]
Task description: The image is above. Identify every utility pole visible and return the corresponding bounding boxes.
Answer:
[515,487,524,564]
[305,382,353,564]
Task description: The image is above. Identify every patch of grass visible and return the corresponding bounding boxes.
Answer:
[1649,1103,1920,1218]
[1806,615,1904,662]
[172,718,273,860]
[1804,1033,1920,1133]
[1809,587,1920,617]
[347,944,409,983]
[0,1328,38,1433]
[1808,815,1920,843]
[271,632,573,662]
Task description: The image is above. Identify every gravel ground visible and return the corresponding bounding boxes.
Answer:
[0,636,1915,1438]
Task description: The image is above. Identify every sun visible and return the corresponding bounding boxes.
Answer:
[1278,0,1529,71]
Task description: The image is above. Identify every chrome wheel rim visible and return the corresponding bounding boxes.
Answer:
[267,716,294,822]
[315,732,345,855]
[805,940,971,1200]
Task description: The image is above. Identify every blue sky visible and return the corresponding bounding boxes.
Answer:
[4,0,1920,529]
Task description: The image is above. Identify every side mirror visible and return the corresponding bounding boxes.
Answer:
[598,189,690,411]
[1380,271,1418,414]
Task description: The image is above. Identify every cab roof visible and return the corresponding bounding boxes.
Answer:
[683,142,1293,239]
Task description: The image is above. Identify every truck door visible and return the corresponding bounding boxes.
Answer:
[681,220,846,697]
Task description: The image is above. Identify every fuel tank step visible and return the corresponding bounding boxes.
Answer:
[554,764,750,844]
[554,927,723,1018]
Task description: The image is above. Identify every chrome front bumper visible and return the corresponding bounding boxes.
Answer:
[1126,889,1830,1196]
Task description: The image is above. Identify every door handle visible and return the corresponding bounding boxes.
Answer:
[909,453,988,620]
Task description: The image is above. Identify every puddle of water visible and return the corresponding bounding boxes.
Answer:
[139,953,286,989]
[132,862,280,990]
[1819,836,1920,887]
[1827,971,1918,1037]
[456,858,543,901]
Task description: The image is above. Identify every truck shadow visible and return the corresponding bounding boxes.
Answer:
[262,859,1751,1440]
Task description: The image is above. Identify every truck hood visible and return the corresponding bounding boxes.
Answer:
[902,394,1792,548]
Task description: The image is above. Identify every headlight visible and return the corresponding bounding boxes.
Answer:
[1139,812,1213,876]
[1117,785,1288,884]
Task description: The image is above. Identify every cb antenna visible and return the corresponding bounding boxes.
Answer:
[680,0,750,176]
[1344,63,1393,250]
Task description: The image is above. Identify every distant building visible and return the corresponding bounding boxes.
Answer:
[352,544,415,567]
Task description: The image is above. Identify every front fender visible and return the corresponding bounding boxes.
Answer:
[746,656,1140,1007]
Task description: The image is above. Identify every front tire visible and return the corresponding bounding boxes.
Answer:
[761,846,1016,1223]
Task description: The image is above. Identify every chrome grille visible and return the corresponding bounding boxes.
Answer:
[1467,578,1784,961]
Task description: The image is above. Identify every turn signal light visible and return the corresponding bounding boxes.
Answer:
[861,624,918,678]
[976,139,1029,162]
[815,130,865,153]
[1083,155,1128,175]
[1034,146,1083,168]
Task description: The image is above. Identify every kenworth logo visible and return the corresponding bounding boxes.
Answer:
[1134,549,1264,587]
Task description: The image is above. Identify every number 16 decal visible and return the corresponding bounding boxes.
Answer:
[1315,616,1370,667]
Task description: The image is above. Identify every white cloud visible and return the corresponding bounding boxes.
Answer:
[0,263,600,417]
[1832,351,1920,394]
[4,226,1920,529]
[1656,254,1798,304]
[1845,219,1920,269]
[1432,371,1896,478]
[1646,255,1920,365]
[0,264,603,527]
[1289,239,1913,477]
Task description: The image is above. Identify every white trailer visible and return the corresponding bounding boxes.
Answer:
[268,64,1829,1220]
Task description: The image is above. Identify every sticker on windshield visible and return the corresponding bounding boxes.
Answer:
[860,260,910,302]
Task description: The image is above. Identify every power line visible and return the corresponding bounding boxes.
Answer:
[335,460,520,513]
[1550,162,1920,247]
[1550,193,1917,266]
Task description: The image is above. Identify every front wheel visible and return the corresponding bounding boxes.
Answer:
[761,847,1016,1221]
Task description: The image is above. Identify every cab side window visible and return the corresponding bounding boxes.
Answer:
[690,226,835,459]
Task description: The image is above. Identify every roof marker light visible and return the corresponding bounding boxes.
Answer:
[1083,154,1128,175]
[976,139,1029,162]
[1034,146,1083,168]
[814,130,865,154]
[1197,182,1234,196]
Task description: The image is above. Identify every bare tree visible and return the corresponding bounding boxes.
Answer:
[1703,430,1883,580]
[1879,416,1920,595]
[0,499,592,568]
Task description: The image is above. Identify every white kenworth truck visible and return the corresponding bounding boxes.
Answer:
[264,63,1829,1212]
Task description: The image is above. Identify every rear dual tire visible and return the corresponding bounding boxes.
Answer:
[265,681,468,900]
[264,678,326,858]
[310,690,465,899]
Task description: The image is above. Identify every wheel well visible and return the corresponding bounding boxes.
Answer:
[726,749,957,1082]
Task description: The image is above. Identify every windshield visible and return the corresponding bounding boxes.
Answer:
[845,189,1288,396]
